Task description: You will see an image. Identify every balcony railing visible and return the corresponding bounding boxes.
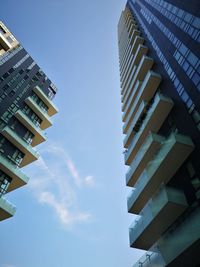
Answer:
[0,196,16,221]
[132,244,166,267]
[122,56,154,111]
[0,153,29,192]
[0,33,12,50]
[15,110,47,147]
[127,132,194,214]
[1,126,39,167]
[156,207,200,267]
[124,93,173,155]
[126,133,164,187]
[129,186,188,250]
[33,86,58,116]
[25,97,53,130]
[121,43,148,97]
[123,100,147,135]
[121,30,141,76]
[121,30,140,74]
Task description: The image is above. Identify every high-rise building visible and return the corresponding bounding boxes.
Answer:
[0,22,58,221]
[118,1,200,266]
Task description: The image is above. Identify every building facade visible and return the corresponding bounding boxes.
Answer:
[0,22,58,221]
[118,1,200,266]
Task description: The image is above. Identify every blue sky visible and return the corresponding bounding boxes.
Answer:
[1,1,144,266]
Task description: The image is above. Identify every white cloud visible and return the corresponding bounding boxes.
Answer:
[84,175,95,187]
[1,264,16,267]
[26,141,94,228]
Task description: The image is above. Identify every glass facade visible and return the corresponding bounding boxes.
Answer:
[118,1,200,266]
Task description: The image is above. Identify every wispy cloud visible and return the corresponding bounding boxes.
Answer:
[26,141,95,228]
[1,264,16,267]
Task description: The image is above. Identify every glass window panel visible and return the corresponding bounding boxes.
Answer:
[187,52,198,67]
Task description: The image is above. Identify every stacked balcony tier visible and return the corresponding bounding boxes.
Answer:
[0,197,16,221]
[129,186,188,250]
[0,153,29,192]
[132,207,200,267]
[128,133,194,214]
[124,93,174,163]
[25,97,53,130]
[1,126,39,167]
[15,110,47,147]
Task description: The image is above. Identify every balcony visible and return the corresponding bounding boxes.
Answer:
[124,93,173,156]
[122,81,142,121]
[157,207,200,267]
[121,66,137,102]
[0,153,29,192]
[129,186,188,250]
[121,44,148,94]
[121,30,141,75]
[25,97,53,130]
[15,110,47,147]
[126,133,164,187]
[132,245,167,267]
[0,197,16,221]
[122,56,154,111]
[1,126,39,167]
[0,33,12,50]
[33,86,58,116]
[123,100,147,135]
[128,133,194,214]
[124,71,162,127]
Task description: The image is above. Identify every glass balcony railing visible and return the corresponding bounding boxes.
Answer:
[2,126,39,167]
[122,56,154,111]
[121,65,137,103]
[123,99,147,135]
[0,153,29,192]
[122,80,142,118]
[121,36,145,91]
[0,196,16,221]
[132,208,200,267]
[127,132,194,214]
[122,70,161,123]
[129,186,188,250]
[157,207,200,267]
[126,133,164,187]
[124,93,173,159]
[0,33,12,50]
[25,97,53,130]
[15,110,47,147]
[121,43,148,96]
[132,244,166,267]
[121,29,140,75]
[33,86,58,116]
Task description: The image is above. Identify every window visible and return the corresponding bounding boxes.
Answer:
[187,52,198,67]
[0,26,6,34]
[23,131,34,144]
[10,150,23,166]
[0,172,11,197]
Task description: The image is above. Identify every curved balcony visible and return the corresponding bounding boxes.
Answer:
[128,133,194,214]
